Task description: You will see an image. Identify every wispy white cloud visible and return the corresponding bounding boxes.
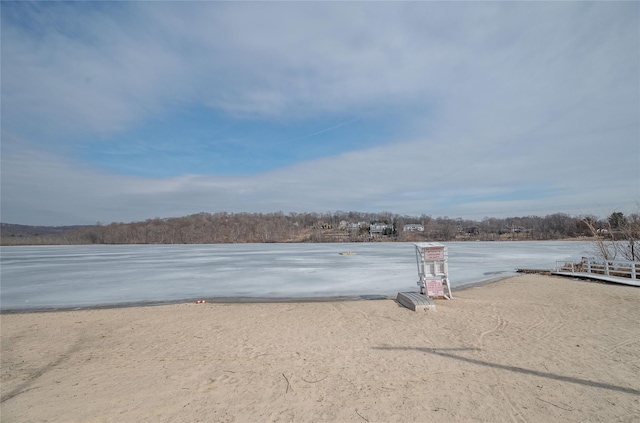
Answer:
[1,2,638,225]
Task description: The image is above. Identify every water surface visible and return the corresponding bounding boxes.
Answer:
[1,241,594,310]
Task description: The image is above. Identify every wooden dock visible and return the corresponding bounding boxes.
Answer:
[553,258,640,287]
[396,292,436,312]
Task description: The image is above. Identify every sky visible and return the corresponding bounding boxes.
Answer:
[1,1,638,226]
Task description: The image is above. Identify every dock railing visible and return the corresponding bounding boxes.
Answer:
[556,257,639,280]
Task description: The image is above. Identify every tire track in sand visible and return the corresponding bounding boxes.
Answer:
[607,337,640,354]
[477,306,529,423]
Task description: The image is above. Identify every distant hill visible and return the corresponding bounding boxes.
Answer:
[1,223,91,239]
[1,211,605,246]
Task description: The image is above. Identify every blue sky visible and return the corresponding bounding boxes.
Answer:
[1,1,638,226]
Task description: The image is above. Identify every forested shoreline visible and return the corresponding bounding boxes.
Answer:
[2,211,636,246]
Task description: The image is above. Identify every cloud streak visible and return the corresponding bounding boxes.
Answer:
[1,2,638,225]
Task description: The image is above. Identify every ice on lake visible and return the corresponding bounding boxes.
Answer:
[1,241,595,311]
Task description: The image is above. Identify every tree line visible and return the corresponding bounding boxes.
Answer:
[2,211,638,247]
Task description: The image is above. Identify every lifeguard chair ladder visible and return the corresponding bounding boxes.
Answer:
[414,242,452,299]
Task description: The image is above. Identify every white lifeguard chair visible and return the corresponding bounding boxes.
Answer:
[414,242,452,299]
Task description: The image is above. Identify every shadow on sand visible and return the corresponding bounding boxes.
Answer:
[374,346,640,396]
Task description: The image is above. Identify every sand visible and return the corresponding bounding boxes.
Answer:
[1,274,639,422]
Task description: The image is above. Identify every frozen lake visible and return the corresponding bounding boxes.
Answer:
[1,241,594,311]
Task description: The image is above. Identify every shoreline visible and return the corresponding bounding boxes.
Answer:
[1,238,595,247]
[4,272,629,315]
[0,274,520,315]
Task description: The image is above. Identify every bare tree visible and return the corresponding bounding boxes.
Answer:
[582,211,640,261]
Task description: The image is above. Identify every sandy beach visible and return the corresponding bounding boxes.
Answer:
[2,274,639,422]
